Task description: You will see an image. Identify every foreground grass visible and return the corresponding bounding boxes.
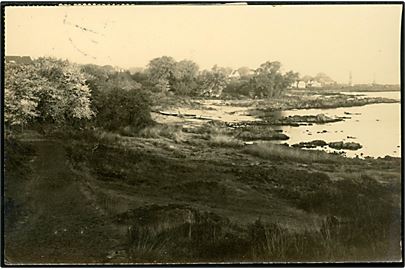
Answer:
[4,128,402,263]
[244,142,349,164]
[117,204,401,262]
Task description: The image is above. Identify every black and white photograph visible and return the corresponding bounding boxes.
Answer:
[2,2,403,265]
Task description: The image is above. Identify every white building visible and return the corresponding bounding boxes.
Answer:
[311,81,322,88]
[297,81,306,89]
[306,80,322,88]
[228,70,241,79]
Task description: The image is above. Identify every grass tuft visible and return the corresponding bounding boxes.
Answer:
[139,124,185,143]
[244,142,349,164]
[209,134,244,148]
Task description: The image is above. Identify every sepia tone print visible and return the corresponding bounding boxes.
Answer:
[3,3,402,264]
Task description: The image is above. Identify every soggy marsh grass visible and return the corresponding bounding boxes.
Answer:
[209,134,244,148]
[244,142,350,164]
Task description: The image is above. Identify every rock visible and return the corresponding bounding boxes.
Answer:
[270,113,344,126]
[293,140,362,150]
[237,130,289,141]
[344,111,361,115]
[292,140,327,149]
[315,114,328,122]
[328,141,362,150]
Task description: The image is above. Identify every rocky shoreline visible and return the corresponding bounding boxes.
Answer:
[269,113,346,126]
[254,94,398,113]
[292,140,363,151]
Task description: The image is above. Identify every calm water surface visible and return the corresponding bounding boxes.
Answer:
[278,91,401,158]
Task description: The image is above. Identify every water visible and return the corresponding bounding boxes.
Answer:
[340,91,401,100]
[278,91,401,158]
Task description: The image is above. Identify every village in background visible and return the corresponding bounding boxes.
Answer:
[5,55,399,96]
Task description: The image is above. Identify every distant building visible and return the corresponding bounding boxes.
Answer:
[310,81,322,88]
[291,81,306,89]
[305,80,322,88]
[297,81,306,89]
[228,70,241,79]
[5,56,32,65]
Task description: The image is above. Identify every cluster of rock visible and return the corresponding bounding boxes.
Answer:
[292,140,328,149]
[292,140,362,150]
[226,121,290,141]
[328,141,362,150]
[156,110,215,121]
[237,131,289,141]
[274,94,397,111]
[268,114,345,127]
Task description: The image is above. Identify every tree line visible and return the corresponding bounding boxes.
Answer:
[140,56,299,98]
[5,56,299,133]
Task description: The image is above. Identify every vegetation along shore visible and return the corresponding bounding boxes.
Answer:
[4,56,401,263]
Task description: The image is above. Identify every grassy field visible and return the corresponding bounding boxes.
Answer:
[4,89,402,264]
[4,118,401,263]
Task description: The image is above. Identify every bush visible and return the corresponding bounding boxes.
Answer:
[139,124,185,143]
[5,58,93,129]
[222,80,251,98]
[209,134,243,148]
[244,142,349,164]
[92,88,152,131]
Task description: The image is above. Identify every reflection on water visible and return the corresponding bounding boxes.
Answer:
[278,91,401,158]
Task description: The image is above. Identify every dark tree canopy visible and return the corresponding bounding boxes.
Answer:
[249,61,299,98]
[5,57,94,127]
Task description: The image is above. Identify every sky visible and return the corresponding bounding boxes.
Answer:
[5,4,402,84]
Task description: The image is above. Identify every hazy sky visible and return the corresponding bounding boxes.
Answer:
[5,4,402,84]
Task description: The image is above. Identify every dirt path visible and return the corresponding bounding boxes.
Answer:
[5,139,120,264]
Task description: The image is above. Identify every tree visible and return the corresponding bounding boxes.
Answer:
[284,71,300,89]
[222,80,251,98]
[4,63,42,126]
[301,75,313,83]
[81,65,141,92]
[237,66,253,78]
[146,56,177,92]
[249,61,298,98]
[198,65,229,97]
[81,64,111,97]
[314,72,335,85]
[35,58,94,123]
[171,60,199,95]
[92,88,151,131]
[174,60,199,81]
[5,58,94,128]
[107,71,142,91]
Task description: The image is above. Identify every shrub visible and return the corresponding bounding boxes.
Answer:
[92,88,152,131]
[222,80,251,98]
[139,124,185,143]
[5,58,93,129]
[209,134,243,148]
[244,142,349,164]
